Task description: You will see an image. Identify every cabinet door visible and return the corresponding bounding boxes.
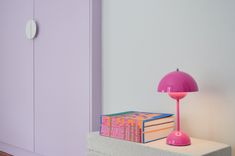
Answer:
[34,0,90,156]
[0,0,34,151]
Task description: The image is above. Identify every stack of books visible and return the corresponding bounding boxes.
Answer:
[100,111,174,143]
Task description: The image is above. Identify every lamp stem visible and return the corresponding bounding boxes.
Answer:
[176,99,180,131]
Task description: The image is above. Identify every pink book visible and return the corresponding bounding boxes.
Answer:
[100,111,174,143]
[110,117,125,139]
[100,116,111,136]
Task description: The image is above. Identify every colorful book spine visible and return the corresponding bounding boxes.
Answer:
[100,111,174,143]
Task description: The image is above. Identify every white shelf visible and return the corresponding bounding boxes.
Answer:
[88,132,231,156]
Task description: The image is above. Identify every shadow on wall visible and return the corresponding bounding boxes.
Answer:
[182,78,235,155]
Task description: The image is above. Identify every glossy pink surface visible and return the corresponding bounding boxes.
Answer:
[167,131,191,146]
[158,70,198,146]
[158,70,198,93]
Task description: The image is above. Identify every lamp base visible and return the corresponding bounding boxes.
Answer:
[166,131,191,146]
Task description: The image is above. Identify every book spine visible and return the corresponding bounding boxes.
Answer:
[110,116,118,138]
[118,117,125,139]
[134,119,138,142]
[100,116,111,137]
[125,119,131,141]
[130,119,135,142]
[136,120,142,143]
[110,117,125,139]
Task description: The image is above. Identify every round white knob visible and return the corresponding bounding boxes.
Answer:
[26,19,37,40]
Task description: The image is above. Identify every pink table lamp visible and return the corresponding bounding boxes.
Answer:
[158,69,198,146]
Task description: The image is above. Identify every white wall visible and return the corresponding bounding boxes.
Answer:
[102,0,235,154]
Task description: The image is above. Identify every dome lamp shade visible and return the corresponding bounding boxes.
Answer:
[157,69,198,146]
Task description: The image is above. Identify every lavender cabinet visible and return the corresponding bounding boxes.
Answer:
[0,0,34,151]
[0,0,101,156]
[34,0,101,156]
